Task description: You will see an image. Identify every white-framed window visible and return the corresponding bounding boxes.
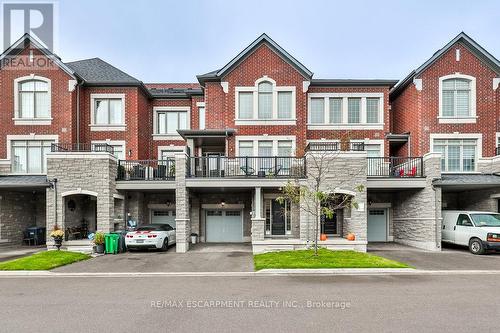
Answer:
[432,138,478,172]
[235,136,296,157]
[13,75,51,125]
[235,76,296,125]
[91,140,125,160]
[438,74,476,123]
[307,93,384,130]
[90,94,125,131]
[238,141,254,157]
[153,107,190,139]
[198,107,205,130]
[158,146,185,160]
[11,140,53,174]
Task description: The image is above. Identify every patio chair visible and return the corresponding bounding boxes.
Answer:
[22,230,35,246]
[406,166,417,177]
[264,165,282,177]
[240,166,255,176]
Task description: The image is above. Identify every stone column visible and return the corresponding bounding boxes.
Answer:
[251,187,265,241]
[175,153,190,253]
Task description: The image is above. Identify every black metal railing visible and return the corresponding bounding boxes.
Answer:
[367,157,424,178]
[51,143,114,154]
[187,156,306,178]
[117,159,176,181]
[305,141,365,152]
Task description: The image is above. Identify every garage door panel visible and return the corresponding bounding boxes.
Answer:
[206,210,243,242]
[151,210,176,228]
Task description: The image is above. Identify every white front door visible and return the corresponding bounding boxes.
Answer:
[367,209,388,242]
[206,210,243,242]
[151,210,176,228]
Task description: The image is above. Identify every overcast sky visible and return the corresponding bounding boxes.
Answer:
[50,0,500,82]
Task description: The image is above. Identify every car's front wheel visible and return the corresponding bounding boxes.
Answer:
[161,238,169,252]
[469,238,485,255]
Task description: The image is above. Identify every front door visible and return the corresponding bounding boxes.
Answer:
[367,209,387,242]
[321,211,338,235]
[271,200,285,235]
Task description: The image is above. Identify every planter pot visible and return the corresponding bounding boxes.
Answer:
[191,235,197,244]
[346,233,356,241]
[95,244,105,254]
[320,234,327,241]
[53,237,63,250]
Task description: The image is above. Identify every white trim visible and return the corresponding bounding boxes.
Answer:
[152,106,191,137]
[235,135,296,156]
[368,202,392,208]
[12,118,53,125]
[157,145,186,160]
[430,133,482,173]
[196,102,205,107]
[6,134,58,162]
[13,75,52,122]
[220,82,229,94]
[113,193,125,200]
[61,189,98,197]
[302,81,310,93]
[90,93,126,130]
[234,76,296,124]
[91,139,126,160]
[413,78,423,91]
[46,152,117,160]
[351,138,385,156]
[438,73,476,123]
[494,78,500,91]
[307,92,384,129]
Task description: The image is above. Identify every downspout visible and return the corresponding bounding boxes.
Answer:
[407,134,411,158]
[76,83,81,147]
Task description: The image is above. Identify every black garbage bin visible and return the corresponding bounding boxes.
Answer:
[112,230,127,253]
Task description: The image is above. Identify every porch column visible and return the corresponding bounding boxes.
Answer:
[251,187,265,241]
[175,153,190,253]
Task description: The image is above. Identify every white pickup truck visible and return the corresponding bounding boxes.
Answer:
[442,210,500,254]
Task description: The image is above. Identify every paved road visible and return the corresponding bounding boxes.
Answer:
[1,274,499,332]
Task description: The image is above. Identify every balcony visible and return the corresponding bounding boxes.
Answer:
[187,156,306,178]
[51,143,114,154]
[117,159,175,181]
[367,157,424,178]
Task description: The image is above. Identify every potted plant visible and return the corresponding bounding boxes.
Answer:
[190,232,198,244]
[94,231,105,254]
[49,227,64,250]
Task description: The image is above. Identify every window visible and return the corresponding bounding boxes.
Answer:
[236,137,296,157]
[11,140,53,174]
[456,214,474,227]
[238,92,253,119]
[18,79,50,118]
[258,141,273,156]
[156,111,188,135]
[198,107,205,130]
[310,98,325,124]
[365,144,382,158]
[238,141,254,157]
[433,139,477,172]
[277,140,293,156]
[278,92,292,119]
[110,144,124,160]
[258,82,273,119]
[366,98,379,123]
[329,98,342,124]
[94,98,123,125]
[347,98,361,123]
[160,149,182,160]
[441,78,471,117]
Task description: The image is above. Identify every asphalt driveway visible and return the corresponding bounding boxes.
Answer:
[53,243,254,273]
[369,243,500,270]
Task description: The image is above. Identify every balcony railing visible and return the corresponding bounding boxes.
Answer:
[51,143,114,154]
[367,157,424,178]
[305,142,365,152]
[187,156,306,178]
[117,159,176,181]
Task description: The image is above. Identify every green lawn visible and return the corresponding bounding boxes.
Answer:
[0,250,90,270]
[254,248,411,270]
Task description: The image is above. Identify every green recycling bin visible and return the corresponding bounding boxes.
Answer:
[105,233,120,254]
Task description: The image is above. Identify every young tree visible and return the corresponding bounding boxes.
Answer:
[277,139,365,256]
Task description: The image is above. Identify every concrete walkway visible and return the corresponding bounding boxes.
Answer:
[369,242,500,270]
[53,243,254,273]
[0,245,45,262]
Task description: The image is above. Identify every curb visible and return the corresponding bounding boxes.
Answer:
[2,268,500,277]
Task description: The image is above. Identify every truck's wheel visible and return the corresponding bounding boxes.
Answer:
[469,238,485,255]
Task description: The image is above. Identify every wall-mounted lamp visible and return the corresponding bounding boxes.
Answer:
[220,199,226,207]
[166,200,172,207]
[128,149,132,157]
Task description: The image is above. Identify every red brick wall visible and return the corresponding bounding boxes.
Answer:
[0,46,75,159]
[392,42,499,157]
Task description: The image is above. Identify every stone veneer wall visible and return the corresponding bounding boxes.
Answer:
[46,153,117,241]
[175,154,190,252]
[0,191,45,244]
[392,153,442,251]
[443,189,499,212]
[300,152,368,243]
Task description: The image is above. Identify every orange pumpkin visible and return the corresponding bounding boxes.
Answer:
[320,234,327,241]
[347,233,356,241]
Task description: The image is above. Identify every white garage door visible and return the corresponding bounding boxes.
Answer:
[206,210,243,242]
[367,209,387,242]
[151,210,176,228]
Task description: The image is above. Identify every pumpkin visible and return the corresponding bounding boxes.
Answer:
[347,233,356,241]
[320,234,327,241]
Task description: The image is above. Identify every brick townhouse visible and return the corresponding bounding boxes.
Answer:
[0,32,498,253]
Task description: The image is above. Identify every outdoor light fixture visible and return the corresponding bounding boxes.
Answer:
[220,199,226,207]
[166,200,172,207]
[128,149,132,157]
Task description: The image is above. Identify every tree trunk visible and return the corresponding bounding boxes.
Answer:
[314,201,320,256]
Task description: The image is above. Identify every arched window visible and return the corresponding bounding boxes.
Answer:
[16,77,50,119]
[258,81,273,119]
[441,77,472,117]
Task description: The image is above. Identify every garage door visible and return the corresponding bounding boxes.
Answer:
[151,210,176,228]
[206,210,243,242]
[367,209,387,242]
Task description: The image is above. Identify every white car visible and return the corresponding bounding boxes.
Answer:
[442,210,500,254]
[125,224,176,251]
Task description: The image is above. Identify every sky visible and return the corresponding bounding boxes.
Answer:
[16,0,500,83]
